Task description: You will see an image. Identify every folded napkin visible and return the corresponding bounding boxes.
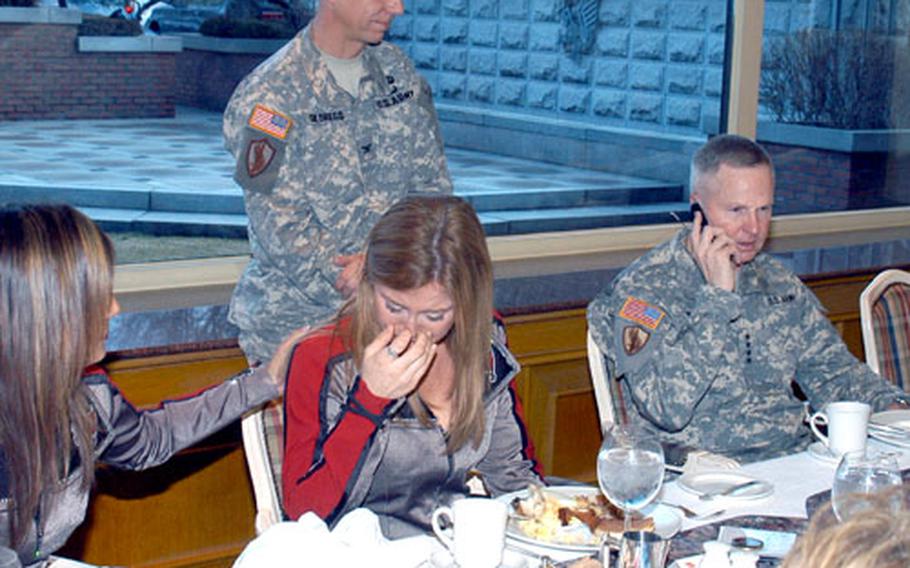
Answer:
[233,509,436,568]
[682,451,741,476]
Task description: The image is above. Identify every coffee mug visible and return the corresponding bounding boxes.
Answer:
[809,401,871,456]
[431,498,507,568]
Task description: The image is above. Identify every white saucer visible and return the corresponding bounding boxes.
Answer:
[677,471,773,500]
[428,548,529,568]
[806,441,840,464]
[869,410,910,449]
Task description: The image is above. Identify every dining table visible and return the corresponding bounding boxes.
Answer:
[230,424,910,568]
[504,435,910,567]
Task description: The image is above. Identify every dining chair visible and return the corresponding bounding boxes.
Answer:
[586,329,616,434]
[860,268,910,391]
[240,399,286,534]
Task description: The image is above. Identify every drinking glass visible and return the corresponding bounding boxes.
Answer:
[831,449,902,522]
[597,424,666,533]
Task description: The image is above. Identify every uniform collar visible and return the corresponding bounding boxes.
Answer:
[299,24,394,104]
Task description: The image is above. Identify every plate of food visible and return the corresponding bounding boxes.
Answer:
[497,485,682,553]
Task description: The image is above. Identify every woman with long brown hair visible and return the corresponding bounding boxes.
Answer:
[0,204,299,566]
[282,195,542,537]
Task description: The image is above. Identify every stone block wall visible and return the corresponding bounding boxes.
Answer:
[0,22,176,120]
[386,0,818,136]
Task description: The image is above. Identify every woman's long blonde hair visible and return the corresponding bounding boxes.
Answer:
[781,485,910,568]
[0,204,114,546]
[347,195,493,452]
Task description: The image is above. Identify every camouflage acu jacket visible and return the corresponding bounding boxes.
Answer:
[587,229,902,462]
[223,24,452,362]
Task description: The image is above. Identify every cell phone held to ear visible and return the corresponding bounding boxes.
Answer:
[690,202,710,229]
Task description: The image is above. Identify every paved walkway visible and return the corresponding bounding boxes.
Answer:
[0,107,686,235]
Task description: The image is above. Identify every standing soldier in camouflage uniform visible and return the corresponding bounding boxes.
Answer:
[587,135,908,462]
[224,0,453,363]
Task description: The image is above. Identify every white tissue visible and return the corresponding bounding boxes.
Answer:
[233,509,435,567]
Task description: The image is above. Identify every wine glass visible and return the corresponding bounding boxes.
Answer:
[597,424,666,534]
[831,449,902,522]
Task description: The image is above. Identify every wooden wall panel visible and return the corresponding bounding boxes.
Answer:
[60,269,892,566]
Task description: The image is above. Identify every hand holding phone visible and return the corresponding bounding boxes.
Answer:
[688,201,736,291]
[690,202,709,229]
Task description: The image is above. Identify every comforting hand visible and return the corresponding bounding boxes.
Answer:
[264,326,312,395]
[360,326,437,400]
[689,212,737,292]
[334,253,365,298]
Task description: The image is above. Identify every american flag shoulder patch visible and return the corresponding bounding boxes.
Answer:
[247,104,292,140]
[618,296,665,331]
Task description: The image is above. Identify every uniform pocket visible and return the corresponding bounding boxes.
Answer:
[233,127,288,194]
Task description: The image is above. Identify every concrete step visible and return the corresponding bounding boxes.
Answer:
[81,207,248,238]
[460,181,684,212]
[73,200,690,239]
[481,202,690,236]
[0,185,244,215]
[2,180,681,216]
[2,182,688,238]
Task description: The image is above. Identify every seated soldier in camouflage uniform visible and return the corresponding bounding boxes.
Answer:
[223,0,453,364]
[587,134,908,462]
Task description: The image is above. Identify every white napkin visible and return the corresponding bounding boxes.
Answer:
[682,451,741,476]
[233,508,436,567]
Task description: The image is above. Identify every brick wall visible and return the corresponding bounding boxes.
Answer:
[766,141,910,214]
[175,50,266,111]
[0,23,176,120]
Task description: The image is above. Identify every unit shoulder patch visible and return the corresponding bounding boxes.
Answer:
[246,138,276,178]
[622,326,651,356]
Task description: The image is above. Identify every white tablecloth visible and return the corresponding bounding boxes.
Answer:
[662,438,910,532]
[232,439,910,567]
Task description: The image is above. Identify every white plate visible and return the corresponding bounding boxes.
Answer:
[869,410,910,449]
[496,486,681,553]
[677,471,774,500]
[427,548,529,568]
[806,441,840,465]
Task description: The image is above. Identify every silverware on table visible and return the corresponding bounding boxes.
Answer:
[699,479,763,501]
[662,502,726,521]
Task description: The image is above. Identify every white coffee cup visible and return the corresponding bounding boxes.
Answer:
[809,401,871,456]
[431,498,507,568]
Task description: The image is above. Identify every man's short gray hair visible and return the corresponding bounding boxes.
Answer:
[690,134,774,194]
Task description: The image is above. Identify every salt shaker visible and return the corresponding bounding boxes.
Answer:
[699,540,732,568]
[728,550,759,568]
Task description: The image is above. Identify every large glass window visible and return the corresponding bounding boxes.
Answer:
[0,0,906,271]
[758,0,910,215]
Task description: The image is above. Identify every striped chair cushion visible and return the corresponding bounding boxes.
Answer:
[871,281,910,391]
[261,400,286,518]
